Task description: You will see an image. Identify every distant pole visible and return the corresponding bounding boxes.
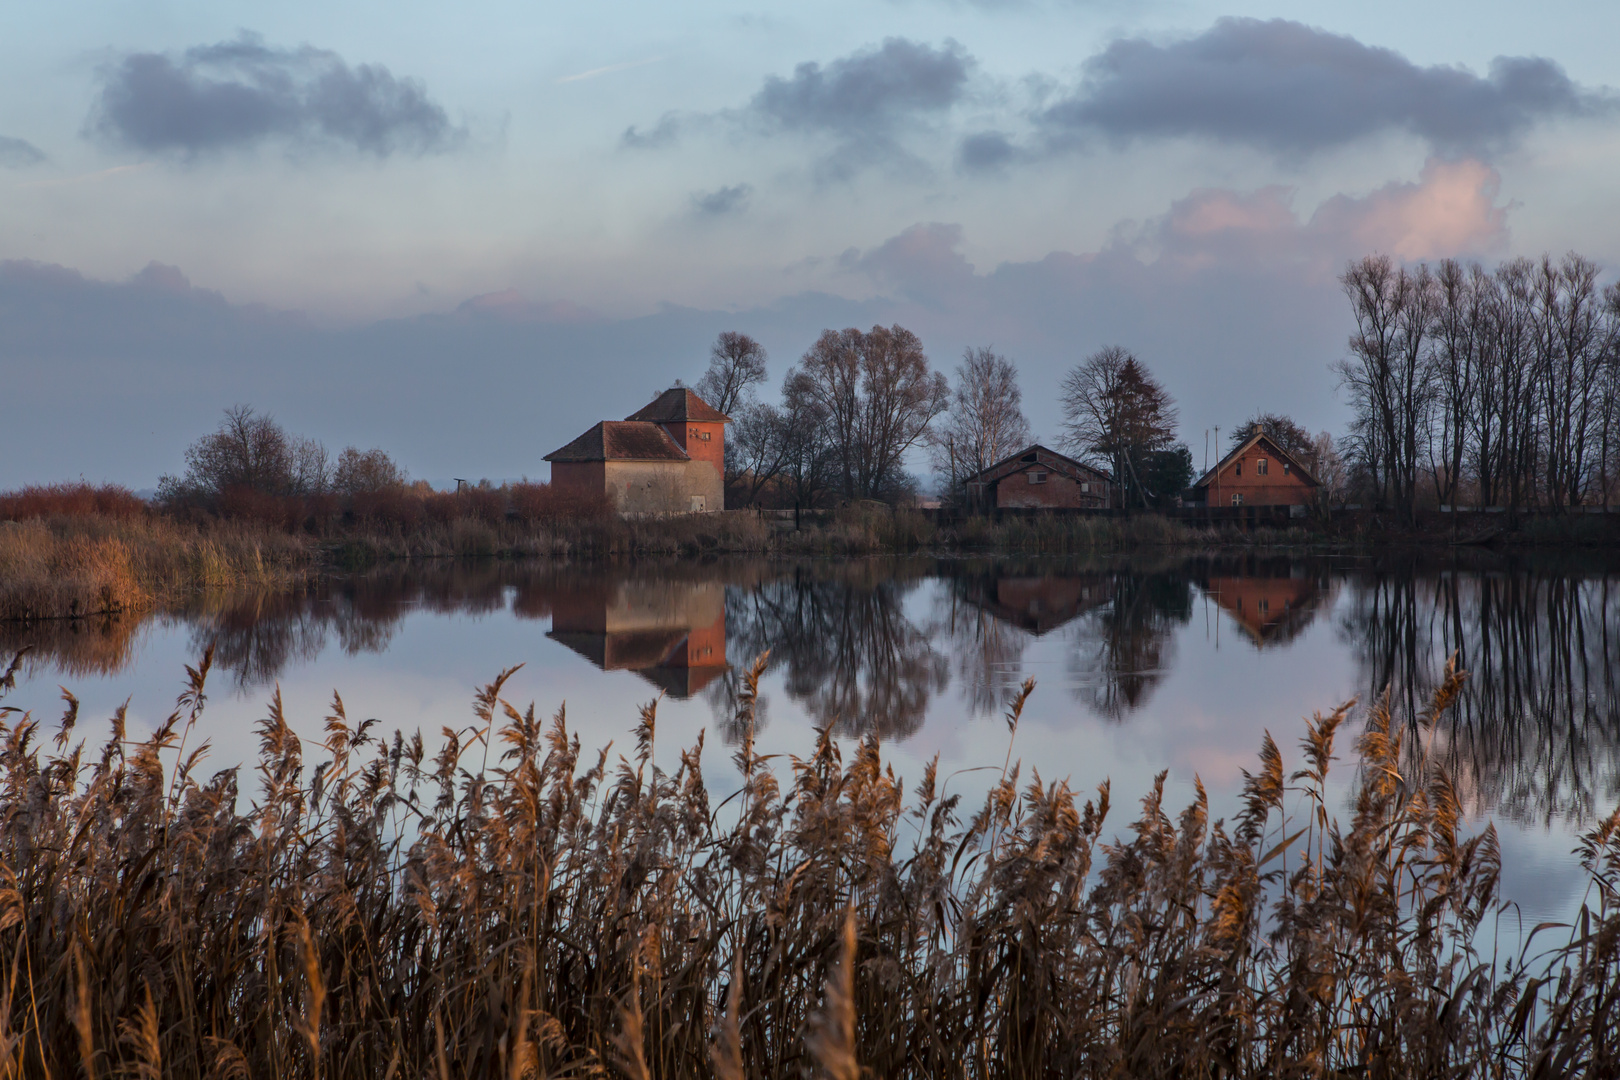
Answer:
[1204,430,1209,474]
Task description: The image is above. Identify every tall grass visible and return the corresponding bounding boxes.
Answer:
[0,652,1616,1077]
[0,516,308,621]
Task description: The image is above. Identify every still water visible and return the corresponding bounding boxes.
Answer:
[5,553,1618,923]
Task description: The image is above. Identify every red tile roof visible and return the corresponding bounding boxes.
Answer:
[624,387,731,424]
[544,421,689,463]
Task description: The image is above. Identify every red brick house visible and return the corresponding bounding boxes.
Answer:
[545,387,730,514]
[963,445,1114,512]
[1192,429,1319,510]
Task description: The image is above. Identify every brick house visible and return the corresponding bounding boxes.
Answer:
[963,444,1114,512]
[1191,428,1319,509]
[545,387,730,514]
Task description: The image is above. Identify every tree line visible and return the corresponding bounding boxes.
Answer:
[699,329,1250,510]
[1337,251,1620,518]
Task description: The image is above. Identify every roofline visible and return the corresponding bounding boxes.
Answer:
[965,443,1112,486]
[543,420,692,463]
[1193,430,1319,488]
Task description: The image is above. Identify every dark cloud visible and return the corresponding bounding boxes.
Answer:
[691,183,752,216]
[624,38,971,178]
[956,130,1017,172]
[0,136,46,168]
[88,32,463,156]
[749,38,971,136]
[1038,18,1609,156]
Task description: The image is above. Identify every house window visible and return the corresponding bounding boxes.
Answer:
[1258,598,1270,614]
[1283,462,1291,474]
[1080,482,1089,493]
[1028,471,1049,484]
[1257,458,1269,476]
[1235,462,1242,477]
[1231,493,1244,506]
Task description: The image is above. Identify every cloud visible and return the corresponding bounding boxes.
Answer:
[749,38,971,137]
[956,130,1017,172]
[691,183,753,216]
[625,38,972,178]
[88,32,463,156]
[0,136,46,168]
[1038,18,1609,157]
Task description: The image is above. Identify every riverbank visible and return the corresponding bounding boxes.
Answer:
[16,498,1612,624]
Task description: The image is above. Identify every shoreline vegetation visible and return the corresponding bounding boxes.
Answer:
[5,482,1620,622]
[0,651,1616,1077]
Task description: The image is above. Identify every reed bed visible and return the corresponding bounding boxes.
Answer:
[1,651,1617,1078]
[0,516,310,621]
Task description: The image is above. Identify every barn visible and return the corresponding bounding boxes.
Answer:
[545,387,730,514]
[1190,428,1320,510]
[962,444,1114,512]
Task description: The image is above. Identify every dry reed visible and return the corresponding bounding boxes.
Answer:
[0,652,1617,1078]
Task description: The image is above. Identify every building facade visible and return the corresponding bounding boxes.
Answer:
[1191,430,1320,509]
[545,387,730,514]
[963,444,1114,512]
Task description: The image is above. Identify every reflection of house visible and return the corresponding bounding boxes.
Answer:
[963,445,1113,512]
[1206,572,1324,646]
[546,578,728,697]
[545,388,730,515]
[1191,428,1319,509]
[960,574,1114,633]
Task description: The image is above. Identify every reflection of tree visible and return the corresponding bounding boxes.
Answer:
[1065,573,1192,721]
[0,614,145,679]
[723,564,948,739]
[931,592,1029,717]
[1343,564,1620,827]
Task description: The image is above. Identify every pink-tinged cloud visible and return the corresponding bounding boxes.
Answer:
[1310,158,1509,260]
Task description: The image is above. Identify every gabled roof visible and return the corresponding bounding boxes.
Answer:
[965,444,1112,488]
[544,421,689,463]
[1193,430,1320,489]
[625,387,731,424]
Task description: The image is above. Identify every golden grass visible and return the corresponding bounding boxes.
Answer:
[0,516,311,621]
[0,652,1616,1077]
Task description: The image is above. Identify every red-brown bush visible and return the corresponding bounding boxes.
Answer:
[509,481,613,525]
[0,483,148,521]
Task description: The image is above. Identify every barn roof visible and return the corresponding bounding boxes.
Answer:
[965,444,1112,488]
[625,387,731,424]
[1193,430,1320,489]
[544,421,690,463]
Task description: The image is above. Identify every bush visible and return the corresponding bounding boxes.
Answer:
[0,483,147,521]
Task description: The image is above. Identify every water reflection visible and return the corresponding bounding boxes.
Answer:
[6,552,1619,830]
[1342,559,1620,827]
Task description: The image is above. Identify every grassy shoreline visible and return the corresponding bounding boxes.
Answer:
[8,501,1612,623]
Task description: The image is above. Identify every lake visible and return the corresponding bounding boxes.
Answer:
[4,551,1617,925]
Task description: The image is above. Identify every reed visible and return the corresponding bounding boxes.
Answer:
[0,516,310,621]
[0,651,1616,1078]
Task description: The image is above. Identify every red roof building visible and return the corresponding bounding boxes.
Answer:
[545,387,730,514]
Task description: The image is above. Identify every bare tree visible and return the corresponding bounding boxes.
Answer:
[1334,255,1435,520]
[727,402,791,505]
[930,347,1031,501]
[696,331,768,417]
[777,372,835,510]
[1060,346,1179,507]
[333,447,408,494]
[158,405,307,503]
[789,325,949,502]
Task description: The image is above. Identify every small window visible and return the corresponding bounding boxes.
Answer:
[1080,482,1089,493]
[1258,598,1270,614]
[1283,462,1291,474]
[1235,462,1242,477]
[1257,458,1269,476]
[1231,493,1244,506]
[1028,471,1049,485]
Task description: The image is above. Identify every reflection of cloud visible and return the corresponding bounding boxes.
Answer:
[1037,17,1609,157]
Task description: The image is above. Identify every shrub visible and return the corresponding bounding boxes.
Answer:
[0,482,147,521]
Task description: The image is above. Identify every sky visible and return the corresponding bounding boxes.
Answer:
[3,0,1619,489]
